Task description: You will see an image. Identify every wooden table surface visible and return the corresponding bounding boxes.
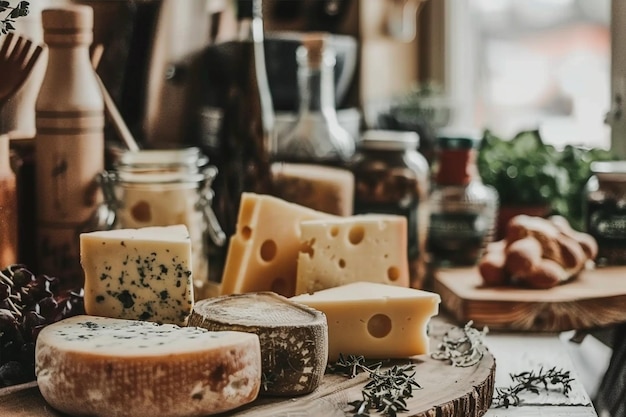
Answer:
[482,330,599,417]
[435,266,626,332]
[0,317,605,417]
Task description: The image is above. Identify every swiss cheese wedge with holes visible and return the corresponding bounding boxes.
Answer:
[220,193,338,297]
[291,282,440,361]
[295,214,410,295]
[35,315,261,417]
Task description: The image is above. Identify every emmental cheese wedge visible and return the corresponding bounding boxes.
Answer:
[220,193,337,297]
[80,225,194,326]
[35,315,261,417]
[295,214,410,295]
[189,292,328,396]
[291,282,440,361]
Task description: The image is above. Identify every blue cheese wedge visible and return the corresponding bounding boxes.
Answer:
[80,225,194,325]
[188,292,328,396]
[35,315,261,417]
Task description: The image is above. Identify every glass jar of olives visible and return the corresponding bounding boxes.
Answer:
[350,130,430,288]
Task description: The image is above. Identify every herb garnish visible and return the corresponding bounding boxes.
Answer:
[430,321,488,367]
[0,1,29,35]
[327,354,421,417]
[260,371,276,392]
[494,366,574,408]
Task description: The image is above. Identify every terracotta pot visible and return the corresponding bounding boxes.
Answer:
[496,204,552,240]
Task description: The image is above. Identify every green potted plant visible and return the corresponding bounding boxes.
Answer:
[476,129,617,236]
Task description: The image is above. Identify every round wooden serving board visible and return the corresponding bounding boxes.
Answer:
[435,266,626,332]
[0,318,495,417]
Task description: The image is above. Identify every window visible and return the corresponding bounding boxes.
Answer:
[446,0,611,149]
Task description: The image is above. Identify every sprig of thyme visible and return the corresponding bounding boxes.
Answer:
[0,1,29,35]
[430,321,488,367]
[328,354,422,417]
[260,371,276,392]
[494,366,574,408]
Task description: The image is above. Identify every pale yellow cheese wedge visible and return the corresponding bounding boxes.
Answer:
[220,193,337,297]
[291,282,440,361]
[271,162,354,216]
[295,214,410,295]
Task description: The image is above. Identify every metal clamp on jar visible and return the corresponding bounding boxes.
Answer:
[95,148,225,300]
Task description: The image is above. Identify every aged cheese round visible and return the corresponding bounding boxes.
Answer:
[35,315,261,417]
[188,292,328,396]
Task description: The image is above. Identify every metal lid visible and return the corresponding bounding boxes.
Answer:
[116,148,208,171]
[437,127,481,150]
[591,161,626,173]
[360,130,419,151]
[590,161,626,181]
[114,148,211,184]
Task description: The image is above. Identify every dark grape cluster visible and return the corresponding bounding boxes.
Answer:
[0,264,84,388]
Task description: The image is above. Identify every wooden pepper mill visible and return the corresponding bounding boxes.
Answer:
[35,5,104,287]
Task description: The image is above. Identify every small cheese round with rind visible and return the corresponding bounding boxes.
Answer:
[35,315,261,417]
[188,292,328,396]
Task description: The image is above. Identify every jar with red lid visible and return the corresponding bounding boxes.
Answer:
[350,130,429,288]
[427,130,498,267]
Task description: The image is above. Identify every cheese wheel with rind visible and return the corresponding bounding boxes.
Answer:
[35,315,261,417]
[188,292,328,396]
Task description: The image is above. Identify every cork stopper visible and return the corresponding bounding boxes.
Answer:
[302,32,329,67]
[42,5,94,46]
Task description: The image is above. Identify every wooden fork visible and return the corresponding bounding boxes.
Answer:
[0,32,44,109]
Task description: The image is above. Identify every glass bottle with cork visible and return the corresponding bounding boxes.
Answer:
[275,32,355,166]
[426,129,498,268]
[270,32,356,219]
[192,0,275,282]
[351,130,429,288]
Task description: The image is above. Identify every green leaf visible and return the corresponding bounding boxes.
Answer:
[10,1,28,18]
[477,129,619,228]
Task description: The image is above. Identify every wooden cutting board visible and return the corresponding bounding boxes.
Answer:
[435,266,626,332]
[0,318,495,417]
